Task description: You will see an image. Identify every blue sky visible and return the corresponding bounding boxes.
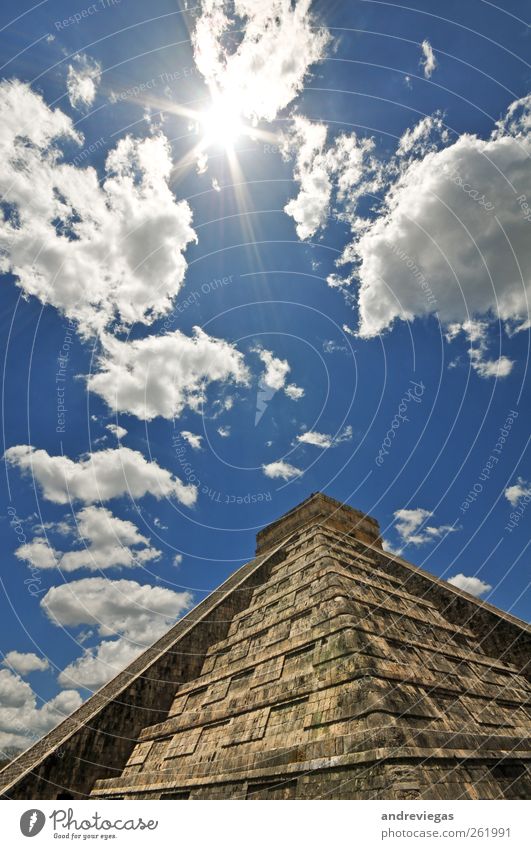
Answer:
[0,0,529,751]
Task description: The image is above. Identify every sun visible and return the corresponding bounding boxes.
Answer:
[199,94,245,150]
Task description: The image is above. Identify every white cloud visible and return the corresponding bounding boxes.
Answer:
[4,445,197,506]
[180,431,203,450]
[296,425,352,449]
[196,150,208,175]
[283,117,331,239]
[58,637,143,692]
[262,459,302,480]
[253,347,304,424]
[41,577,192,690]
[393,507,457,547]
[0,80,196,338]
[382,538,401,556]
[396,113,450,159]
[15,506,161,573]
[493,94,531,139]
[283,117,383,239]
[217,425,231,437]
[353,130,531,335]
[173,554,183,567]
[87,328,249,421]
[2,651,49,675]
[320,97,531,377]
[0,668,82,750]
[447,573,492,597]
[253,347,303,399]
[106,423,127,440]
[254,347,290,391]
[322,339,348,354]
[446,321,514,378]
[66,53,102,109]
[284,383,305,400]
[420,39,437,78]
[284,98,531,379]
[13,538,57,570]
[192,0,330,123]
[42,577,192,641]
[504,477,531,506]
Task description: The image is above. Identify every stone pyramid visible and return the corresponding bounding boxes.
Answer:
[1,493,530,800]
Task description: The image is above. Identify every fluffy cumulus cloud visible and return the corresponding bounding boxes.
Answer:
[2,651,49,675]
[193,0,330,123]
[393,507,457,547]
[286,95,531,377]
[283,117,331,239]
[106,423,127,440]
[41,577,192,690]
[445,321,514,378]
[296,425,352,449]
[58,638,144,692]
[66,53,102,109]
[4,445,197,506]
[0,668,82,750]
[253,347,304,424]
[353,122,531,341]
[180,431,203,450]
[420,39,437,78]
[0,80,196,337]
[283,118,382,240]
[254,347,290,391]
[285,384,305,400]
[15,506,161,573]
[262,459,302,480]
[504,477,531,506]
[254,347,304,399]
[447,573,492,597]
[87,328,249,421]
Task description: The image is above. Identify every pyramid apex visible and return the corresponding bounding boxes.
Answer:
[256,491,381,554]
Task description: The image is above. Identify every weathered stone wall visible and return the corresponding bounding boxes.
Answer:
[373,547,531,679]
[256,493,382,554]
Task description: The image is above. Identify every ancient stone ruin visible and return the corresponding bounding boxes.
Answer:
[1,493,529,799]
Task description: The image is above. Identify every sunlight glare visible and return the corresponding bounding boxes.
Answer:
[200,94,245,150]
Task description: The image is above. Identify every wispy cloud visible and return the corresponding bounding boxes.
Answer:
[420,39,437,78]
